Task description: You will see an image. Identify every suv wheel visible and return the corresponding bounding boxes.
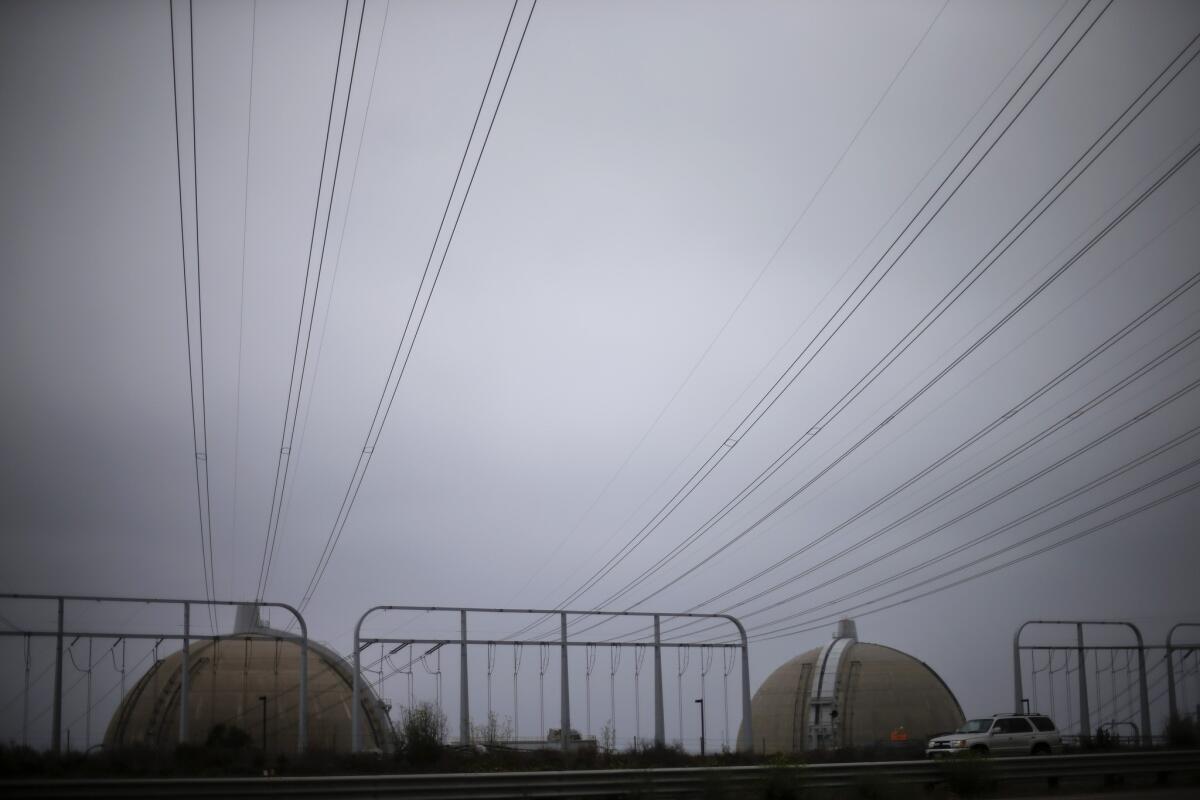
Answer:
[1032,743,1050,756]
[971,744,989,756]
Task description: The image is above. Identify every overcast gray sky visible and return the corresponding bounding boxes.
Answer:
[2,0,1199,751]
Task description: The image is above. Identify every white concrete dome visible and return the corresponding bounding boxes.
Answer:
[742,619,964,753]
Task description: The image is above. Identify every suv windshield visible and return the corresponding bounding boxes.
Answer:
[956,719,992,734]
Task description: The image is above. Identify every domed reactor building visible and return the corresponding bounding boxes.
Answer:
[745,619,964,753]
[103,605,393,754]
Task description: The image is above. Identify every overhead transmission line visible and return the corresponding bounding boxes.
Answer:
[610,295,1200,645]
[738,431,1200,638]
[670,264,1200,631]
[672,351,1200,641]
[744,468,1200,644]
[169,0,217,631]
[294,0,539,614]
[255,0,364,602]
[518,0,1109,634]
[507,0,956,605]
[268,0,393,569]
[230,0,257,600]
[601,91,1200,621]
[577,10,1200,621]
[521,0,1072,617]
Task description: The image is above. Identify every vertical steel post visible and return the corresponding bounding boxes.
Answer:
[460,610,470,745]
[1166,643,1178,721]
[52,597,63,754]
[1013,628,1025,714]
[1076,623,1090,741]
[653,615,665,747]
[1134,643,1152,746]
[85,637,93,750]
[735,623,753,753]
[180,602,190,744]
[295,609,308,754]
[560,612,570,752]
[696,697,705,756]
[1163,624,1199,722]
[352,627,362,753]
[22,634,30,747]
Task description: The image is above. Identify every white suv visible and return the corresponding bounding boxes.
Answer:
[926,714,1062,757]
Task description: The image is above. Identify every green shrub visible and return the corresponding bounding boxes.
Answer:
[397,702,447,767]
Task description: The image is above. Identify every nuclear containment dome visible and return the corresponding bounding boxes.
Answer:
[743,619,964,753]
[103,605,393,754]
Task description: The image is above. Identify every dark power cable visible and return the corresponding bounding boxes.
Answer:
[296,1,539,613]
[587,11,1198,618]
[536,0,1110,623]
[256,0,363,602]
[169,0,216,629]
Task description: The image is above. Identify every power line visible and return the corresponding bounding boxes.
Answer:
[230,0,257,601]
[629,315,1200,645]
[169,0,216,631]
[735,434,1200,637]
[579,15,1200,619]
[522,0,1074,617]
[680,280,1200,628]
[295,0,539,614]
[508,0,957,605]
[255,0,364,602]
[269,0,393,577]
[673,377,1200,642]
[612,133,1200,628]
[743,469,1200,644]
[526,0,1110,627]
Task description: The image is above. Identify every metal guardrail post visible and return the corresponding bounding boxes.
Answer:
[560,612,570,752]
[653,614,665,747]
[180,602,189,744]
[460,610,470,745]
[52,598,63,754]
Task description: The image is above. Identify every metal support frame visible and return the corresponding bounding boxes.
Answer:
[351,605,752,754]
[1165,623,1200,721]
[0,593,308,754]
[1014,620,1150,746]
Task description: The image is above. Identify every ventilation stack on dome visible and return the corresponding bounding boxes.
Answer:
[742,619,964,753]
[103,605,393,754]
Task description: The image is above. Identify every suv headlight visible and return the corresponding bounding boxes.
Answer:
[950,739,968,748]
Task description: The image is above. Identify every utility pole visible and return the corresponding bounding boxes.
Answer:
[694,698,705,756]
